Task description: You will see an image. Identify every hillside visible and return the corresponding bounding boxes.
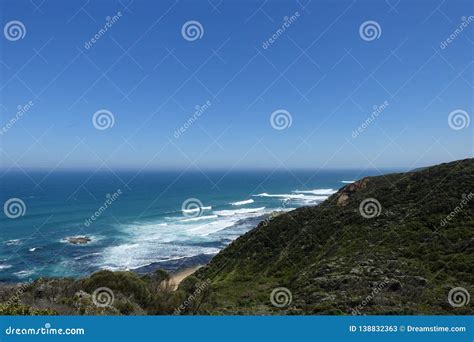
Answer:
[190,159,474,314]
[1,159,472,315]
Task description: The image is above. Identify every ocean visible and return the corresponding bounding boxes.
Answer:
[0,169,390,281]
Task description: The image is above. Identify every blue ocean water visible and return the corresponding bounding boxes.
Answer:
[0,169,390,281]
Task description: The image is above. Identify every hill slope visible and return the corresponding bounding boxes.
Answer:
[191,159,474,314]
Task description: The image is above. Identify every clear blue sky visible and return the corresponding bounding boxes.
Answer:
[0,0,472,170]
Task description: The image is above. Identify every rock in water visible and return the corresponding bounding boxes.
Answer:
[67,236,91,245]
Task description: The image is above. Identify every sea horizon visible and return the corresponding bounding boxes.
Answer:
[0,0,472,333]
[0,168,396,282]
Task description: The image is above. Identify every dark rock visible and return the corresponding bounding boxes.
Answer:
[66,236,91,245]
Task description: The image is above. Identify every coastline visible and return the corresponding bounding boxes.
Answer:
[169,265,202,290]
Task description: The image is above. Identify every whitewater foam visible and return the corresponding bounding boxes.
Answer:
[254,192,329,204]
[97,187,335,273]
[230,199,254,206]
[254,192,306,199]
[180,215,219,222]
[215,207,265,216]
[14,270,35,278]
[182,206,212,213]
[0,264,12,270]
[293,189,336,195]
[5,239,21,246]
[99,206,271,270]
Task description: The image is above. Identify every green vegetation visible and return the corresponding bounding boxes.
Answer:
[0,297,56,315]
[193,159,473,314]
[0,159,472,315]
[0,269,200,315]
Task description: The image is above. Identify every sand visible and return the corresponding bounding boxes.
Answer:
[169,265,202,290]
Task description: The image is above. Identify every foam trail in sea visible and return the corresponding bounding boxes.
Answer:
[99,187,334,272]
[0,264,12,270]
[182,206,212,214]
[254,193,306,199]
[215,207,265,216]
[292,189,337,195]
[254,189,333,205]
[230,199,254,206]
[180,215,218,222]
[100,207,275,270]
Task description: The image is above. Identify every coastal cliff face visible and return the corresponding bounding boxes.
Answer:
[192,159,473,314]
[1,159,472,315]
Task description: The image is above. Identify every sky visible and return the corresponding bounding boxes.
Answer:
[0,0,472,171]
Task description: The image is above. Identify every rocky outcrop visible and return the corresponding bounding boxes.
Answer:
[65,236,91,245]
[336,178,369,206]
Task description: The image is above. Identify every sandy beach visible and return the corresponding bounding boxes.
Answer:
[169,265,202,290]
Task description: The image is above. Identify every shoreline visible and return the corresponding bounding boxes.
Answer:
[0,209,298,285]
[0,264,205,287]
[168,265,202,290]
